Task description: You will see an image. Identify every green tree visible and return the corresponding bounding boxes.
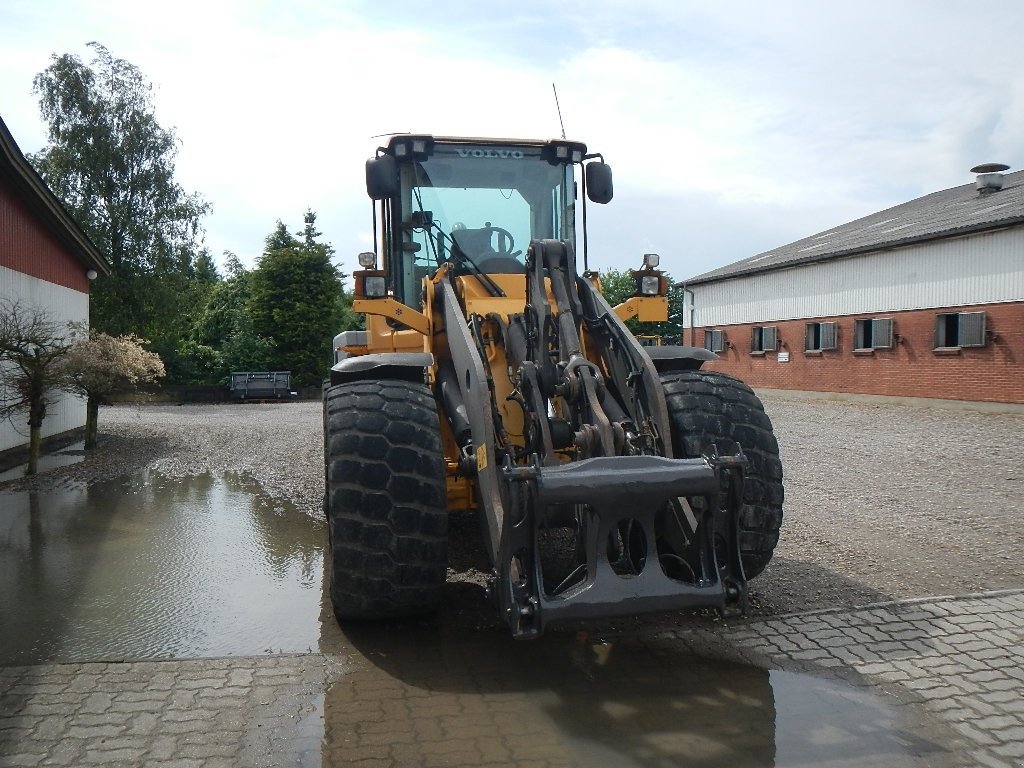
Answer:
[219,316,277,374]
[30,42,210,355]
[189,252,276,381]
[248,212,351,386]
[192,253,253,350]
[0,301,74,475]
[58,330,164,448]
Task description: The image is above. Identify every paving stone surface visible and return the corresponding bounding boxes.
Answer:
[1,590,1021,767]
[679,589,1024,768]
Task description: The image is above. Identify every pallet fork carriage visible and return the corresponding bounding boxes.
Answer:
[323,135,783,638]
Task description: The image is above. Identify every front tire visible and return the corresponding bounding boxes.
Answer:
[660,370,783,579]
[323,379,448,619]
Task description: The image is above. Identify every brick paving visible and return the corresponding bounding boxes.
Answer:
[0,656,334,768]
[1,589,1022,767]
[683,589,1024,768]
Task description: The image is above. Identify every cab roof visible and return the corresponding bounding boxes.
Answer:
[382,134,588,156]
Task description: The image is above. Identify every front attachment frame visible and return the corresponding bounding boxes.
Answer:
[495,450,749,638]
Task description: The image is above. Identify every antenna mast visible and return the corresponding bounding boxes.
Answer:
[552,83,566,139]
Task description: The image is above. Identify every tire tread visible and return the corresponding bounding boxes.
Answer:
[661,369,784,578]
[324,379,447,619]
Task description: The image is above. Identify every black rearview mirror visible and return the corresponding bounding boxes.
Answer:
[585,161,613,204]
[366,155,399,200]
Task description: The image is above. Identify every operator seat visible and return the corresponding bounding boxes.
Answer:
[451,227,526,274]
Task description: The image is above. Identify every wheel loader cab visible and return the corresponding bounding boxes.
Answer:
[367,135,587,308]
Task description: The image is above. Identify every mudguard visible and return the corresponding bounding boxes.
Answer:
[645,346,717,372]
[329,352,433,386]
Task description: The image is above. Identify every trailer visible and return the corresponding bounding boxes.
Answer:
[228,371,295,401]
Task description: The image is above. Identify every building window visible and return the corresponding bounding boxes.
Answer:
[935,311,986,348]
[805,321,837,351]
[854,318,894,350]
[703,329,725,353]
[750,326,777,353]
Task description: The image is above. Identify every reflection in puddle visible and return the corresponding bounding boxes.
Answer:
[0,470,326,664]
[0,441,86,482]
[321,630,954,768]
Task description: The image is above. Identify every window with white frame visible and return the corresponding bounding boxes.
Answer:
[805,321,837,351]
[854,318,894,350]
[750,326,777,353]
[935,311,986,349]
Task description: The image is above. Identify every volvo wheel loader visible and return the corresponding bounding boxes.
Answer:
[323,135,783,638]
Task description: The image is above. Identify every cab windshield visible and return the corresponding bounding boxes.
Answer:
[394,143,575,302]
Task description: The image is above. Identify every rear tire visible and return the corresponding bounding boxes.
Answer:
[323,379,447,619]
[660,370,783,578]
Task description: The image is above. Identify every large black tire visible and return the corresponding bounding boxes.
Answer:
[323,379,448,619]
[660,370,783,579]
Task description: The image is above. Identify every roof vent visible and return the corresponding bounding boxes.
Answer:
[971,163,1010,195]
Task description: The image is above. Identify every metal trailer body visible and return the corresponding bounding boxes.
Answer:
[229,371,294,400]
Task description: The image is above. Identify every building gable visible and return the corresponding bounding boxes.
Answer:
[0,115,109,284]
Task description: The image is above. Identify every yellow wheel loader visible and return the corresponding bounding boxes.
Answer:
[324,135,783,638]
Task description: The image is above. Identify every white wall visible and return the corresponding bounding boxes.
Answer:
[0,266,88,453]
[688,227,1024,327]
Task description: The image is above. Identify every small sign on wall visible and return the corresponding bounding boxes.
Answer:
[778,352,790,363]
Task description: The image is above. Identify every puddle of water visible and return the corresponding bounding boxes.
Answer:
[0,441,86,482]
[316,631,956,768]
[0,469,960,766]
[0,470,327,664]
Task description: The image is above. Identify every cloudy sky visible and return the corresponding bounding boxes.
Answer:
[1,1,1021,282]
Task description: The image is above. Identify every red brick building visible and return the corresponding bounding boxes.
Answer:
[1,115,109,452]
[683,166,1024,404]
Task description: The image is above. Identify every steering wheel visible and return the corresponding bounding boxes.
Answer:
[448,223,525,272]
[486,225,517,258]
[479,226,525,273]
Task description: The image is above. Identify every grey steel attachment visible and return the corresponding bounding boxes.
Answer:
[496,450,749,638]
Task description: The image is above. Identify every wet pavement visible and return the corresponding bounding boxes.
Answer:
[0,470,326,665]
[1,473,1022,767]
[7,591,1023,767]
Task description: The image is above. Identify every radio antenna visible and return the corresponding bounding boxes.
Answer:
[552,83,567,139]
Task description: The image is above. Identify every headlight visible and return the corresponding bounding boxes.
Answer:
[357,252,376,268]
[640,275,661,295]
[364,276,387,298]
[642,253,660,269]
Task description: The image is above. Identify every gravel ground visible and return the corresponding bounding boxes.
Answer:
[3,395,1022,626]
[764,395,1024,613]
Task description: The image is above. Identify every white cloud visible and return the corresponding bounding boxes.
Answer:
[2,0,1023,281]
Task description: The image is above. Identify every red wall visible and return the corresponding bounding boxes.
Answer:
[693,302,1024,404]
[0,181,90,293]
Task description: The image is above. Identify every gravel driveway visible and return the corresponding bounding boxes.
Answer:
[4,394,1022,623]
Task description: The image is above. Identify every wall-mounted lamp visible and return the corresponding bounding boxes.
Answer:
[86,269,98,281]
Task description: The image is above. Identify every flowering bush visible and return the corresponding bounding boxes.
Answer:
[59,329,165,448]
